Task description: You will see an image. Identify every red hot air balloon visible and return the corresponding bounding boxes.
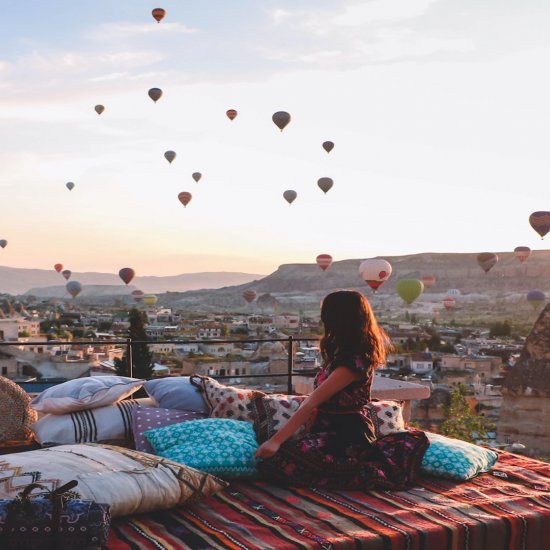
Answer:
[226,109,237,121]
[61,269,72,280]
[54,264,63,273]
[243,289,257,303]
[178,192,192,207]
[152,8,166,23]
[316,254,333,271]
[514,246,531,263]
[118,267,136,285]
[529,211,550,239]
[421,276,436,289]
[359,259,392,292]
[443,296,456,310]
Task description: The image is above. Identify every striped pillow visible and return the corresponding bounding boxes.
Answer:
[32,398,155,447]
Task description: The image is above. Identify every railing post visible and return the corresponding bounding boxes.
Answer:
[287,335,294,395]
[126,338,133,378]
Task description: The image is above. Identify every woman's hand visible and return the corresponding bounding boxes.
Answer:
[255,439,281,459]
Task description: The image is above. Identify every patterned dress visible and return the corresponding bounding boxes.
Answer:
[258,352,429,490]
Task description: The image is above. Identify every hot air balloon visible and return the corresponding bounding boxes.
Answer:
[283,190,297,204]
[143,294,158,306]
[119,267,135,285]
[152,8,166,23]
[192,172,202,182]
[529,211,550,239]
[317,177,333,194]
[0,240,7,249]
[527,290,545,309]
[443,296,456,310]
[226,109,237,121]
[447,288,461,297]
[178,192,192,207]
[358,259,392,292]
[132,290,144,303]
[322,141,334,153]
[477,252,498,273]
[272,111,291,131]
[164,150,176,164]
[94,105,105,115]
[61,269,72,281]
[316,254,333,272]
[54,263,63,273]
[396,279,424,305]
[148,88,163,103]
[66,182,75,191]
[514,246,531,263]
[421,276,436,289]
[66,281,82,299]
[243,289,257,303]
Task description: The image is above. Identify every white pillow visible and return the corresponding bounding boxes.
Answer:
[0,444,227,517]
[32,398,156,446]
[30,376,144,414]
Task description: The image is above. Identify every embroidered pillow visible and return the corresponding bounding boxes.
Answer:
[421,432,498,480]
[365,399,406,437]
[32,398,156,447]
[132,405,206,453]
[30,376,144,414]
[190,375,264,421]
[0,443,227,517]
[145,418,259,478]
[143,377,208,413]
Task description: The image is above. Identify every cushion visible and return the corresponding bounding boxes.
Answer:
[30,376,144,414]
[0,443,226,517]
[144,377,208,413]
[0,376,37,444]
[132,405,206,453]
[421,432,499,480]
[190,375,263,421]
[145,418,259,478]
[248,393,308,443]
[32,398,156,447]
[365,399,406,437]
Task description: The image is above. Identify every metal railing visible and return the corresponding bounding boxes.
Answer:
[0,335,318,394]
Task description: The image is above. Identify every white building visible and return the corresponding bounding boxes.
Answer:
[0,318,41,341]
[410,352,433,375]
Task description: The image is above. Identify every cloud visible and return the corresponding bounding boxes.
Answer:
[87,21,198,41]
[333,0,439,26]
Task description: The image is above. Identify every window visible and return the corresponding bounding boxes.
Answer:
[1,367,7,375]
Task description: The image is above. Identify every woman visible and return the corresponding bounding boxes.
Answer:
[255,290,429,490]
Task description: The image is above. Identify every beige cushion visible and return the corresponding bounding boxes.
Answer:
[32,398,156,447]
[0,376,37,444]
[0,443,227,517]
[30,376,144,414]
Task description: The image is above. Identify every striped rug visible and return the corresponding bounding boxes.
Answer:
[107,451,550,549]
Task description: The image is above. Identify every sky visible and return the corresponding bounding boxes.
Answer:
[1,0,550,276]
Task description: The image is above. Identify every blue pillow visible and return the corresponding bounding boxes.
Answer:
[143,377,208,414]
[421,432,498,480]
[144,418,259,478]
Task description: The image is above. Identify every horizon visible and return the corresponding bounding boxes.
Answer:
[1,1,549,276]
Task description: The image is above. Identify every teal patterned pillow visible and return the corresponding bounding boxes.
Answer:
[421,432,498,480]
[144,418,259,478]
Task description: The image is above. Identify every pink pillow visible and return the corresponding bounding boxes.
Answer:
[132,405,205,453]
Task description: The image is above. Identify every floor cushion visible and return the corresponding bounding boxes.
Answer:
[0,443,226,517]
[0,376,37,445]
[145,418,259,478]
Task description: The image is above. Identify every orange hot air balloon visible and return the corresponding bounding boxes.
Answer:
[226,109,237,121]
[443,296,456,310]
[178,192,192,207]
[61,269,72,281]
[421,276,436,289]
[118,267,136,285]
[54,263,63,273]
[243,289,257,303]
[152,8,166,23]
[316,254,333,271]
[514,246,531,263]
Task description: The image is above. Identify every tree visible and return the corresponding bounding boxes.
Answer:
[489,320,512,338]
[439,384,494,443]
[115,308,153,379]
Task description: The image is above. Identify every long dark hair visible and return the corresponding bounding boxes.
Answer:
[319,290,390,367]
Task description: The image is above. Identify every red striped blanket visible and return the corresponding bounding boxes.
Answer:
[107,451,550,549]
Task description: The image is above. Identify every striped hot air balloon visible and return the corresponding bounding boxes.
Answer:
[152,8,166,23]
[529,211,550,239]
[316,254,333,271]
[514,246,531,263]
[132,290,144,303]
[421,276,436,289]
[243,290,257,303]
[178,192,192,207]
[442,296,456,310]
